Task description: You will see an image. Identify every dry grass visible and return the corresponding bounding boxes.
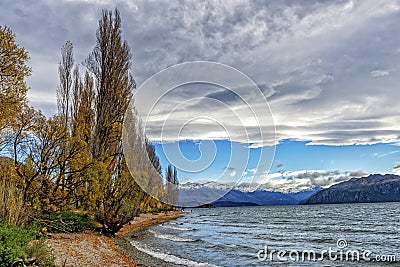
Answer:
[0,161,29,225]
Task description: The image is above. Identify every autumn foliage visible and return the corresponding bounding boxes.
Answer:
[0,9,177,237]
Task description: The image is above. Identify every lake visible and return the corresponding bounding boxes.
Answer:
[127,203,400,266]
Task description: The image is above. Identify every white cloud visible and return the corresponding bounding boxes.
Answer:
[251,169,368,192]
[373,150,400,158]
[370,69,390,78]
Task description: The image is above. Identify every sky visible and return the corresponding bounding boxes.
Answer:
[2,0,400,192]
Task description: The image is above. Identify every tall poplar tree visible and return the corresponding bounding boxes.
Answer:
[85,9,142,234]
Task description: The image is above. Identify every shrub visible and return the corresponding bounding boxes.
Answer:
[147,206,175,214]
[0,219,53,267]
[44,211,97,233]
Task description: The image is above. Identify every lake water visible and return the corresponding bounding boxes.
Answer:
[127,203,400,266]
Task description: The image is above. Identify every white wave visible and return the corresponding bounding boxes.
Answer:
[148,229,197,242]
[205,240,237,248]
[160,224,193,231]
[130,241,221,267]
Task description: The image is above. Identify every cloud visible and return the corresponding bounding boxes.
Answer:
[253,169,368,192]
[2,0,400,145]
[370,69,390,78]
[224,167,235,172]
[373,150,400,158]
[393,163,400,175]
[349,170,368,177]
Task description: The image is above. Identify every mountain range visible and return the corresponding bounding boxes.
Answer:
[181,174,400,207]
[178,181,321,207]
[211,188,320,207]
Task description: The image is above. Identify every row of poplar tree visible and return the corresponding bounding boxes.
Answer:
[0,9,178,234]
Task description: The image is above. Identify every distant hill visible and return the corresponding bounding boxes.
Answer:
[179,183,321,207]
[303,174,400,205]
[212,188,320,207]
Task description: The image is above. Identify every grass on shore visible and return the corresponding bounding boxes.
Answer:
[0,211,98,267]
[0,219,54,267]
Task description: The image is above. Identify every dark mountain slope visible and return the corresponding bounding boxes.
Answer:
[303,174,400,205]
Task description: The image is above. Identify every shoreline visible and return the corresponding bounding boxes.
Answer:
[48,211,183,267]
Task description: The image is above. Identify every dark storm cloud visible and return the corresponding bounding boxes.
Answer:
[2,0,400,145]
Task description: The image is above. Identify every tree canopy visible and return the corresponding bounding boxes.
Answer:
[0,9,178,238]
[0,26,31,131]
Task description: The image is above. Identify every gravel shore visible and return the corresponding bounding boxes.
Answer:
[115,232,178,267]
[48,211,183,267]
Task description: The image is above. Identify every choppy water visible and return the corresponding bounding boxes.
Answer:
[127,203,400,266]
